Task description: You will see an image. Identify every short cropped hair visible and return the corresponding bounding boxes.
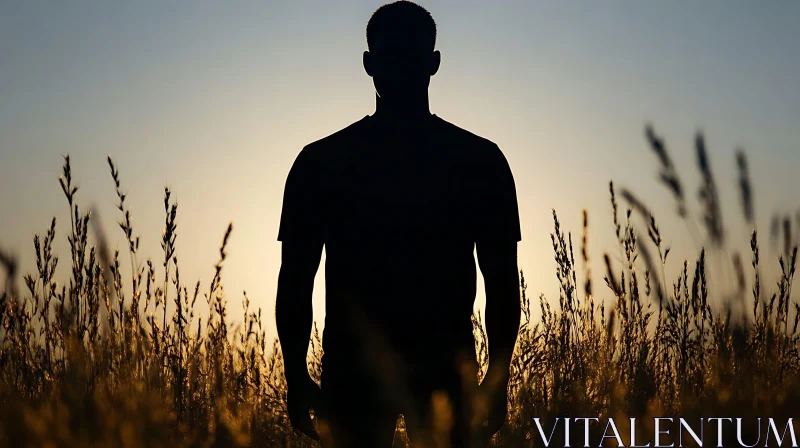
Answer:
[366,1,437,51]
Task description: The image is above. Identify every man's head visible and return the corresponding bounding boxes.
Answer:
[363,1,440,102]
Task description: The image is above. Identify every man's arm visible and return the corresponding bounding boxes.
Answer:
[473,142,522,437]
[276,145,323,378]
[275,240,323,384]
[475,144,522,380]
[476,240,520,388]
[275,145,324,439]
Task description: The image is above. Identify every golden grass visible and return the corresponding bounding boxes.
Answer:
[1,126,799,447]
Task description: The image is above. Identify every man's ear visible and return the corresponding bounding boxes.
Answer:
[429,50,441,76]
[363,51,374,77]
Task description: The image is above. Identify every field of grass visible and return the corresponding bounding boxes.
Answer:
[1,125,798,447]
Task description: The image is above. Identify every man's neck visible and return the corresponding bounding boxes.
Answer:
[372,93,433,124]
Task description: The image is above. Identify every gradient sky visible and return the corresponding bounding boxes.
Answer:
[2,1,799,340]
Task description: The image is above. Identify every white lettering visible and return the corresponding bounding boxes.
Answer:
[766,419,797,448]
[576,418,600,448]
[631,418,651,448]
[655,418,675,448]
[678,418,703,447]
[736,418,760,448]
[533,418,560,448]
[600,418,625,447]
[707,418,732,448]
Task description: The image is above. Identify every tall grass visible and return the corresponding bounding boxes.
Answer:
[1,126,798,447]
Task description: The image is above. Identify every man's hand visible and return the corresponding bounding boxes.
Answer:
[482,380,509,437]
[286,372,321,440]
[476,365,510,440]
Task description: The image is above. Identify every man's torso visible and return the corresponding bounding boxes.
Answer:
[284,114,510,363]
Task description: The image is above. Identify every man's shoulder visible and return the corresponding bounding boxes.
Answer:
[433,115,503,161]
[301,116,370,155]
[434,116,494,144]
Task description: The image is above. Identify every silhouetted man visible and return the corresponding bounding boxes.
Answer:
[276,2,522,446]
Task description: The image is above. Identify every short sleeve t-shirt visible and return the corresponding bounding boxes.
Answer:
[278,114,521,359]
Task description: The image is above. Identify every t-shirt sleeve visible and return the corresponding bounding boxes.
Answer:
[277,146,324,243]
[474,143,522,243]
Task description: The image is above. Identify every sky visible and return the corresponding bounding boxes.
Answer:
[1,1,799,341]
